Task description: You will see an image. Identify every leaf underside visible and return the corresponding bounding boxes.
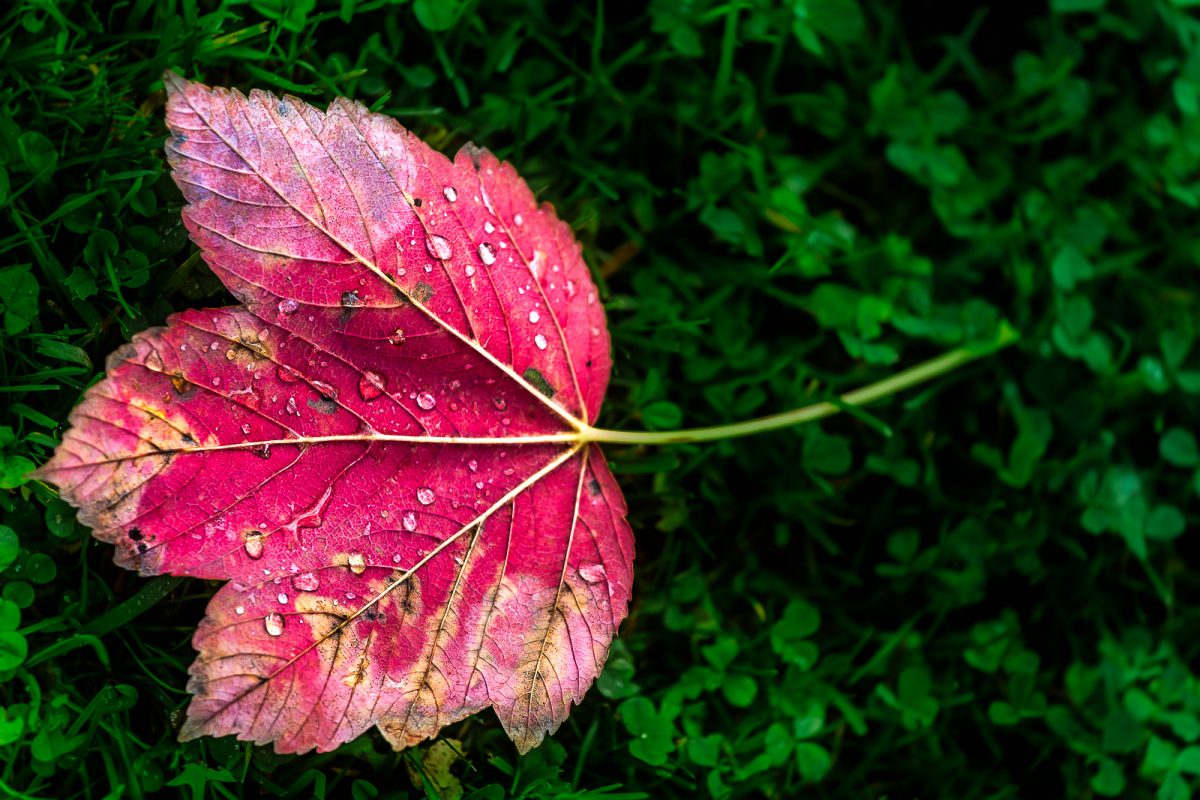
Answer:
[36,73,634,755]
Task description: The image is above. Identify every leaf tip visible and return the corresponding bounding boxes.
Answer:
[162,70,189,96]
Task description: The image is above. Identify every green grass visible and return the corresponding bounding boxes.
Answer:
[4,0,1200,797]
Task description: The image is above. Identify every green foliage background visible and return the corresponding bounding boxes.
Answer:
[2,0,1200,797]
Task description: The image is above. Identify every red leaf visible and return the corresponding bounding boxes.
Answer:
[36,73,634,755]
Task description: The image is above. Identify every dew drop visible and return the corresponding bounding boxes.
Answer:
[235,605,245,615]
[312,380,337,400]
[529,310,540,323]
[393,553,403,564]
[416,487,435,506]
[426,234,453,261]
[416,391,436,410]
[484,221,495,234]
[241,423,251,435]
[402,511,417,531]
[389,328,406,346]
[443,186,457,202]
[277,592,289,604]
[278,298,299,315]
[468,459,478,472]
[478,243,496,265]
[293,571,320,592]
[277,365,301,383]
[534,333,548,350]
[348,551,366,575]
[475,481,484,489]
[513,213,524,226]
[264,612,285,636]
[244,530,265,559]
[580,564,607,584]
[286,396,298,415]
[359,370,387,401]
[465,265,476,277]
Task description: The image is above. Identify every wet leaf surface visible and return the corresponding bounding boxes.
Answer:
[36,74,634,755]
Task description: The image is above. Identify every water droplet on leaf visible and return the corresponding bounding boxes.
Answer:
[579,564,607,584]
[244,530,265,559]
[426,234,452,261]
[417,487,435,505]
[264,612,285,636]
[293,571,320,592]
[359,370,387,401]
[348,552,366,575]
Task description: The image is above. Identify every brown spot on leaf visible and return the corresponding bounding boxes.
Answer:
[170,374,195,399]
[307,397,339,415]
[412,282,434,304]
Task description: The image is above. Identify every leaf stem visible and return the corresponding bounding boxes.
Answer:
[582,324,1018,446]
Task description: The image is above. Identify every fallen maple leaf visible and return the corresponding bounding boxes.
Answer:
[36,73,634,754]
[35,72,1019,759]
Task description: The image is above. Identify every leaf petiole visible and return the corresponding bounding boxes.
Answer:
[581,323,1018,446]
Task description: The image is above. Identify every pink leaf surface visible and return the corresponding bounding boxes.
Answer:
[35,73,634,754]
